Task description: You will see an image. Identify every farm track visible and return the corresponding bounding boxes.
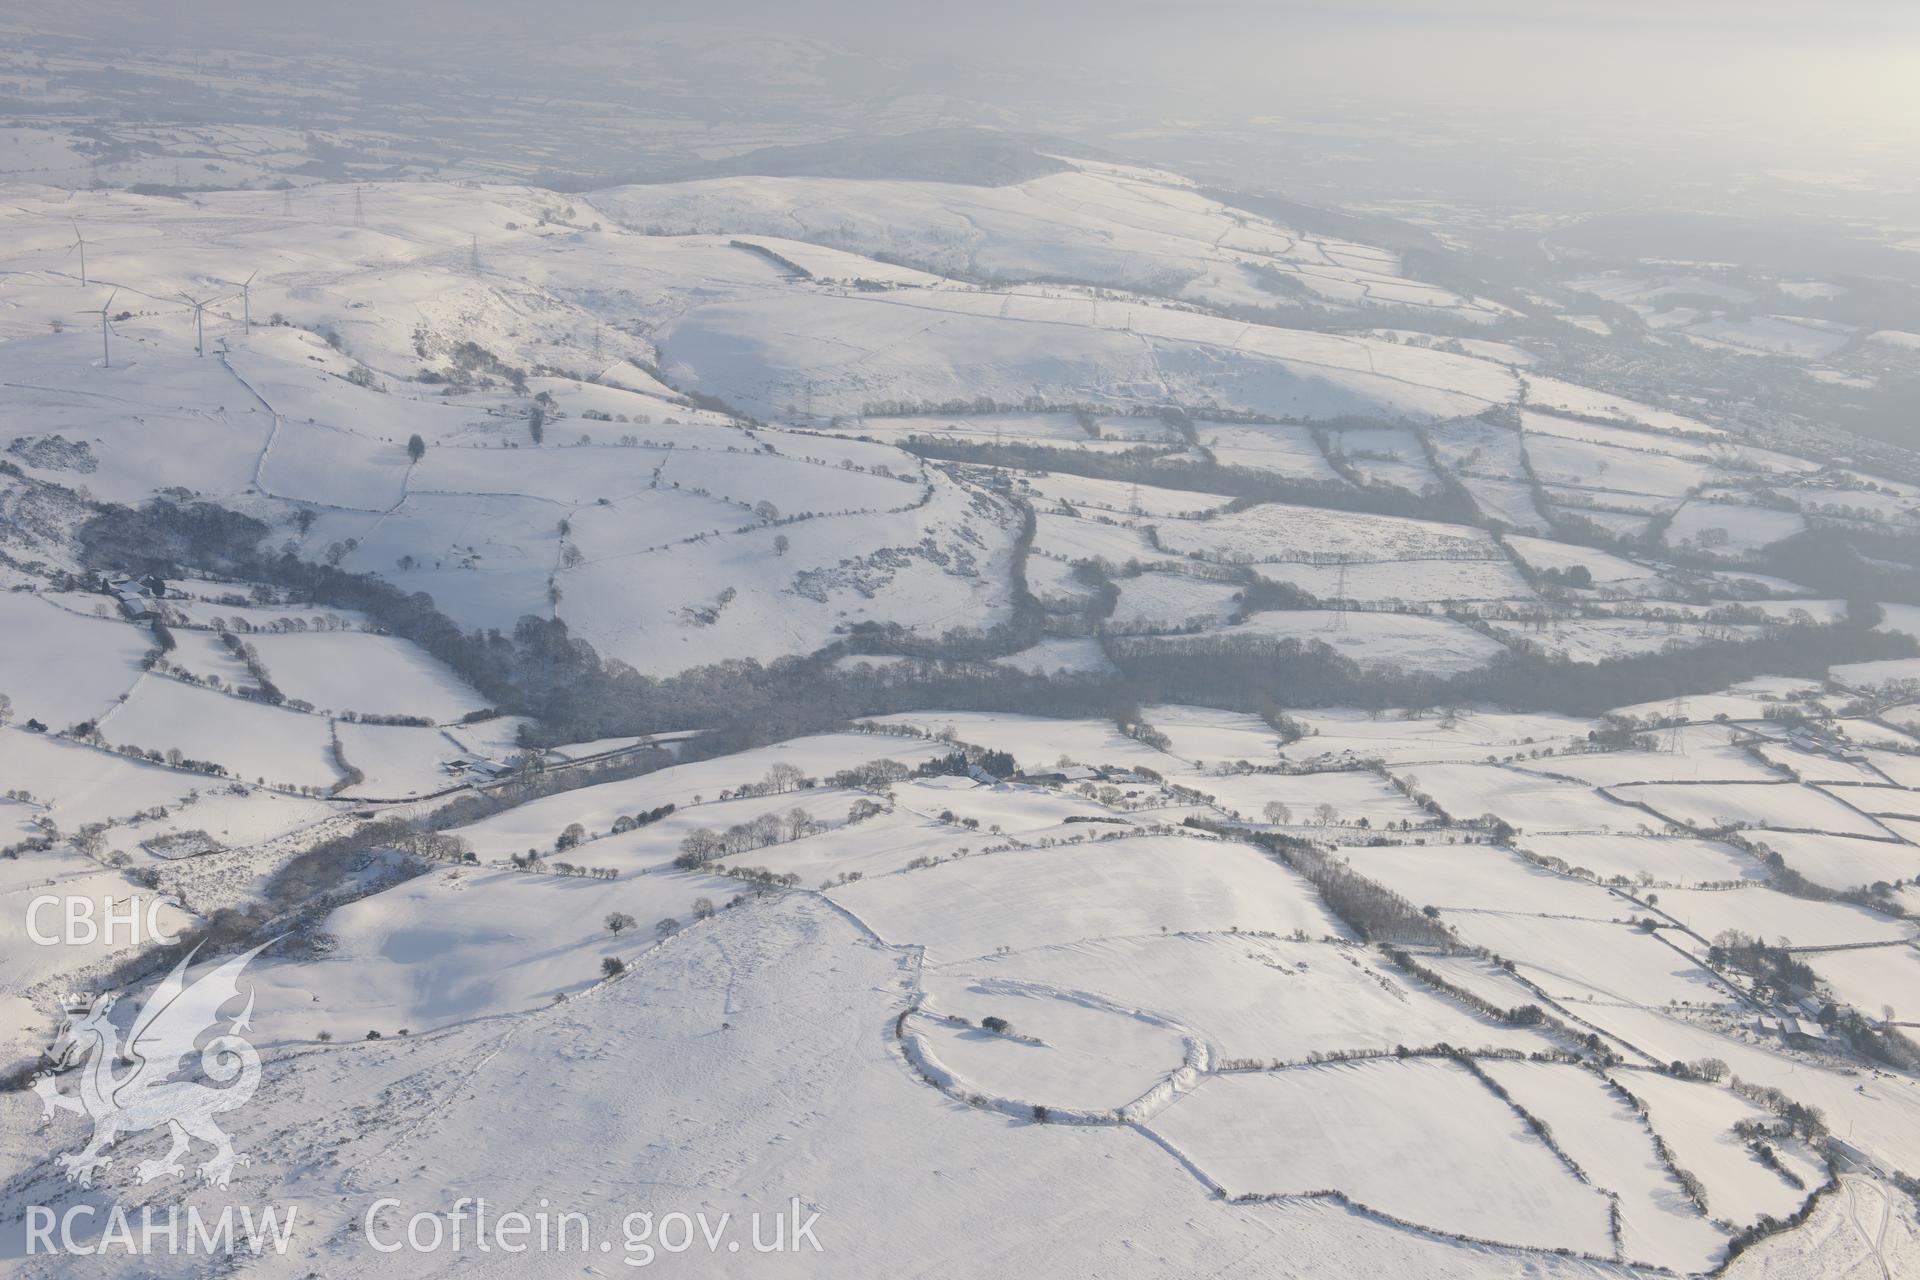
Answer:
[1843,1174,1892,1280]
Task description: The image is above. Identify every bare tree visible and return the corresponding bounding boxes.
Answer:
[749,812,783,846]
[765,762,806,793]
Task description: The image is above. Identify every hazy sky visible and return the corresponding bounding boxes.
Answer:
[26,1,1919,55]
[13,1,1920,184]
[31,0,1919,50]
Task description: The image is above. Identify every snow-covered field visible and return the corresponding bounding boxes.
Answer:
[1157,502,1497,564]
[1525,434,1723,503]
[1170,767,1431,826]
[245,632,490,722]
[958,933,1551,1065]
[1515,833,1765,887]
[1258,556,1533,605]
[1651,885,1916,949]
[1503,535,1677,593]
[1833,655,1920,692]
[1445,913,1731,1008]
[830,834,1350,961]
[1271,708,1587,764]
[1394,761,1643,832]
[1665,501,1808,557]
[1490,616,1768,664]
[1106,572,1243,631]
[1737,830,1918,893]
[1613,780,1895,838]
[98,678,342,790]
[1128,610,1509,676]
[1341,841,1635,917]
[1201,422,1346,480]
[1618,1070,1826,1226]
[0,593,150,730]
[1539,730,1781,786]
[1479,1060,1732,1272]
[1140,704,1278,763]
[1154,1058,1615,1251]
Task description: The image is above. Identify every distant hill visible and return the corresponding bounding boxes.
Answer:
[639,128,1102,187]
[1199,185,1448,260]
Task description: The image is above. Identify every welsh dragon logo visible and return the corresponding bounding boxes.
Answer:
[31,941,271,1190]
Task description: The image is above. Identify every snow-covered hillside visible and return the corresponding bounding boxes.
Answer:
[595,158,1512,320]
[3,145,1920,1280]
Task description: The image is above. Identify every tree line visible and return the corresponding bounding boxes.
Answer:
[79,497,1917,756]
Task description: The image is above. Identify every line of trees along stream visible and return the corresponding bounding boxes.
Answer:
[79,498,1916,753]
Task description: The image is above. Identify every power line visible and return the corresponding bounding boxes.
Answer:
[1325,556,1351,632]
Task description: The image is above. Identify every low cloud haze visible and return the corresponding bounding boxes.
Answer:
[16,0,1920,152]
[1,2,1914,226]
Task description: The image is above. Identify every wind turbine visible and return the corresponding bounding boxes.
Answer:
[67,222,91,287]
[78,290,117,367]
[179,292,225,358]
